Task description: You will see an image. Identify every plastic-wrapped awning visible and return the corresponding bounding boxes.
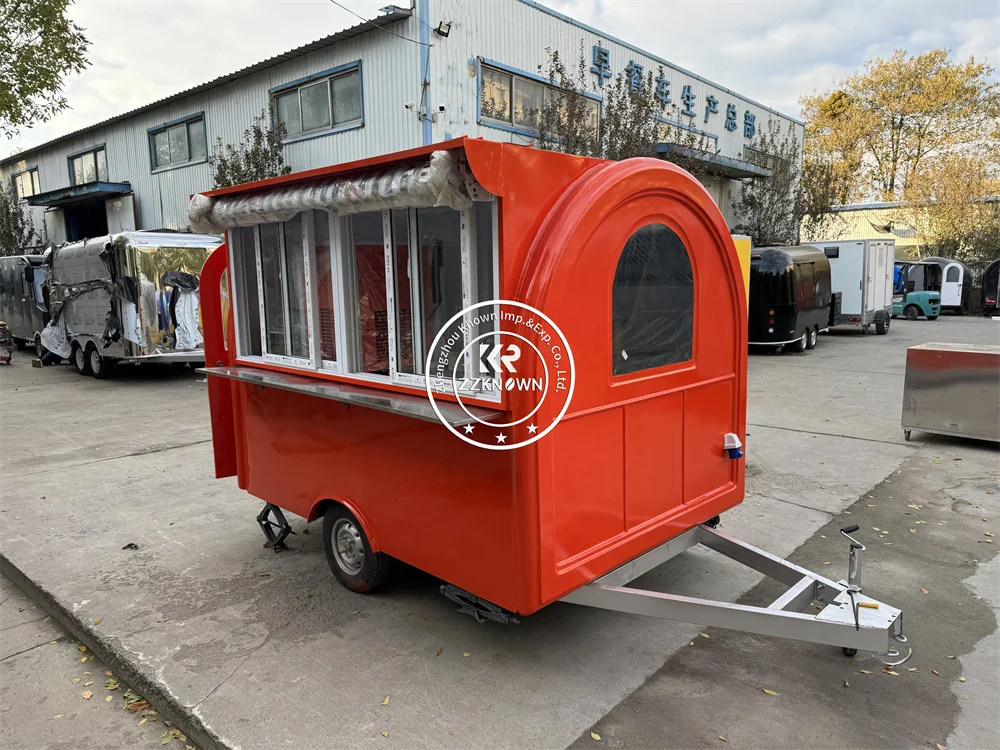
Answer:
[188,149,489,234]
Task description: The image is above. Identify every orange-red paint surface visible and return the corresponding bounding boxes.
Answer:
[200,137,747,615]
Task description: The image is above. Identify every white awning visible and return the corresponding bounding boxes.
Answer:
[188,150,489,234]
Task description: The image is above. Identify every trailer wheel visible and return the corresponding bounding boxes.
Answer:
[904,305,919,321]
[87,344,116,379]
[791,331,808,353]
[842,647,858,657]
[875,318,888,335]
[806,327,818,349]
[323,505,391,593]
[72,343,91,376]
[34,334,46,359]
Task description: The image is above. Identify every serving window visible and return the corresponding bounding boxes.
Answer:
[227,201,499,397]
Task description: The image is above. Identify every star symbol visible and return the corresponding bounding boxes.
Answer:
[463,424,475,434]
[495,433,507,444]
[526,423,538,434]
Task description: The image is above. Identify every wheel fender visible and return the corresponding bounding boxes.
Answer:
[308,495,381,553]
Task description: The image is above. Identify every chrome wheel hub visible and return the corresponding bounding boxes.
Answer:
[332,519,364,575]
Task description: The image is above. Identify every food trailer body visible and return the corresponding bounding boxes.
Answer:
[748,246,832,351]
[804,239,893,334]
[192,139,909,658]
[921,256,971,313]
[0,255,48,356]
[41,231,221,377]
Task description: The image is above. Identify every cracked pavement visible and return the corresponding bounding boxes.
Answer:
[1,316,997,749]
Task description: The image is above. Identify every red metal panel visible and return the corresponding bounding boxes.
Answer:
[683,379,738,503]
[625,392,685,529]
[199,244,238,478]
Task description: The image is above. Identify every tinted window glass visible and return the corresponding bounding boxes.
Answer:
[612,223,693,375]
[946,266,960,283]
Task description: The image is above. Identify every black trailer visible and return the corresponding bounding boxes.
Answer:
[749,246,833,352]
[982,259,999,317]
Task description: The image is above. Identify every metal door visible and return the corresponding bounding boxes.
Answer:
[864,243,879,312]
[941,263,962,307]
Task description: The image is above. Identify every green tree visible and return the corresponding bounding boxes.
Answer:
[0,177,40,256]
[207,108,291,189]
[801,49,1000,202]
[0,0,90,139]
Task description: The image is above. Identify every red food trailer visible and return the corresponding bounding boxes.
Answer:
[191,138,909,660]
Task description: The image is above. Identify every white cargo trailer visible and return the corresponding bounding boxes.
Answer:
[804,239,894,335]
[41,231,221,377]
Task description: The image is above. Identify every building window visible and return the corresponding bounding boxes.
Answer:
[229,202,498,395]
[150,116,208,170]
[12,168,39,199]
[68,148,107,185]
[612,223,694,376]
[274,65,362,139]
[480,63,599,139]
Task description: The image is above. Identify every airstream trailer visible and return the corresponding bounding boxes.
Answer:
[748,246,832,351]
[41,231,221,377]
[188,139,910,660]
[922,256,971,313]
[981,259,999,317]
[0,255,48,356]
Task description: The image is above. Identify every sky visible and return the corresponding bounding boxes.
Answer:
[5,0,999,158]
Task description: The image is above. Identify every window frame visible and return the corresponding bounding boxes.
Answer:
[12,167,40,200]
[148,113,208,172]
[477,58,602,141]
[66,145,107,186]
[270,61,364,144]
[228,201,501,403]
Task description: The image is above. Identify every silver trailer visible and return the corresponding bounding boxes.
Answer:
[0,255,49,356]
[41,231,221,377]
[804,239,894,334]
[901,342,1000,443]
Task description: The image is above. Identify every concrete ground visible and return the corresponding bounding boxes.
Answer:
[1,316,997,749]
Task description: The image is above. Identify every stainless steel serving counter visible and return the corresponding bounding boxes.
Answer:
[901,342,1000,442]
[200,366,504,427]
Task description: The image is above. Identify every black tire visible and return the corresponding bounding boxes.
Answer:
[842,647,858,657]
[875,318,888,335]
[34,334,46,359]
[904,305,919,321]
[806,327,818,349]
[904,429,912,441]
[791,331,808,353]
[72,343,91,375]
[87,344,116,379]
[322,505,391,593]
[927,315,939,321]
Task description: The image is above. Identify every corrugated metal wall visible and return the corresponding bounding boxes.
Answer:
[2,0,802,235]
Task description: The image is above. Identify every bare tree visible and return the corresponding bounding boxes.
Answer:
[732,121,802,246]
[0,177,40,256]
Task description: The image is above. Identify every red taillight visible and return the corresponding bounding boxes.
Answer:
[768,318,774,324]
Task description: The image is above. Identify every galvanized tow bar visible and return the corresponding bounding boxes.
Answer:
[560,523,911,665]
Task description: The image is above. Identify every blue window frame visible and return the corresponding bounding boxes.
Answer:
[148,114,207,171]
[271,61,363,143]
[67,145,107,185]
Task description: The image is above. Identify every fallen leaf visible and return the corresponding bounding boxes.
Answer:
[823,561,831,565]
[948,655,956,659]
[960,694,968,699]
[910,529,916,534]
[860,670,873,674]
[106,679,120,690]
[128,700,149,713]
[689,641,695,646]
[381,731,389,738]
[105,670,113,676]
[959,676,966,682]
[72,678,81,684]
[81,657,87,663]
[762,689,779,696]
[719,736,727,742]
[908,504,922,510]
[139,718,148,726]
[382,696,390,705]
[872,527,881,531]
[463,652,470,657]
[83,672,90,675]
[882,668,899,676]
[591,732,601,741]
[699,633,710,639]
[78,645,87,652]
[985,532,995,537]
[937,744,947,750]
[106,696,113,702]
[433,648,442,657]
[932,670,940,675]
[921,588,929,594]
[53,715,64,719]
[49,640,57,645]
[82,691,93,700]
[93,619,102,626]
[908,668,917,672]
[84,681,93,687]
[844,680,850,688]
